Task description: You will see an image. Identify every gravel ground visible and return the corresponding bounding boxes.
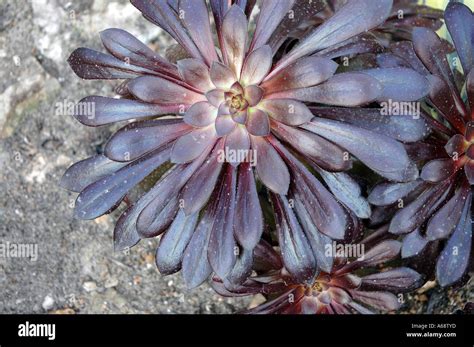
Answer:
[0,0,250,314]
[0,0,471,315]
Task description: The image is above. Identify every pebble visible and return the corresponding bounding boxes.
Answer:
[42,295,55,311]
[83,281,98,292]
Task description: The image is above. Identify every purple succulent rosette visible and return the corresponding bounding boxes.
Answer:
[369,2,474,287]
[61,0,429,290]
[212,237,422,314]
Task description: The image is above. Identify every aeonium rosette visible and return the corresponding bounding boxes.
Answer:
[61,0,428,288]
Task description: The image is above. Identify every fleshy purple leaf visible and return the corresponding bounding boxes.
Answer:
[74,146,171,220]
[208,166,238,278]
[105,119,190,162]
[272,194,317,284]
[251,136,290,194]
[156,210,199,275]
[234,163,263,250]
[302,118,418,182]
[179,0,218,66]
[128,75,205,105]
[270,73,382,107]
[436,195,472,287]
[60,155,127,193]
[72,96,183,127]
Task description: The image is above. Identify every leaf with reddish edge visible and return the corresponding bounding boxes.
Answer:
[155,210,199,275]
[301,117,418,182]
[316,169,371,219]
[362,68,429,102]
[293,197,333,273]
[100,28,178,78]
[436,195,472,287]
[180,139,225,216]
[138,197,178,239]
[171,125,217,164]
[210,62,237,90]
[245,108,269,137]
[340,240,401,274]
[412,27,461,95]
[329,273,362,290]
[240,45,272,86]
[223,247,254,287]
[183,101,217,127]
[250,136,290,195]
[182,208,214,289]
[135,146,213,237]
[177,59,214,92]
[60,155,127,193]
[316,33,383,60]
[269,135,348,240]
[234,163,263,250]
[261,56,338,93]
[401,228,429,259]
[269,0,393,77]
[389,41,430,75]
[128,75,205,105]
[74,145,171,220]
[72,96,184,127]
[420,158,459,183]
[209,0,229,38]
[269,73,382,107]
[206,89,225,108]
[427,75,466,133]
[271,121,350,172]
[426,182,470,241]
[68,48,158,80]
[215,114,236,136]
[271,194,317,284]
[445,134,469,157]
[179,0,218,66]
[105,119,191,162]
[253,239,283,272]
[389,180,451,235]
[243,86,263,107]
[368,180,423,206]
[248,0,295,52]
[114,207,141,251]
[221,5,248,77]
[259,99,313,126]
[361,267,422,292]
[208,165,238,278]
[445,2,474,75]
[130,0,203,61]
[267,0,326,53]
[311,106,429,143]
[224,126,250,167]
[349,290,400,312]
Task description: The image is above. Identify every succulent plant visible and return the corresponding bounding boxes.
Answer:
[61,0,474,317]
[212,238,422,314]
[368,2,474,287]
